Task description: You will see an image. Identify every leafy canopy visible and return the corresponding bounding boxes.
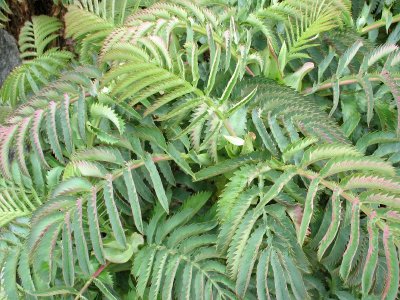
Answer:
[0,0,400,299]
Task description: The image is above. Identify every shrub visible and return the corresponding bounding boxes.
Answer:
[0,0,399,299]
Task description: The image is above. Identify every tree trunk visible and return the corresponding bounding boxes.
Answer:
[4,0,63,40]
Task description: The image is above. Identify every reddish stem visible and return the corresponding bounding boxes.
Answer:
[74,262,111,300]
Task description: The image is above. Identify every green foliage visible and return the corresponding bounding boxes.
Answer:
[0,15,73,107]
[0,0,399,299]
[0,0,11,29]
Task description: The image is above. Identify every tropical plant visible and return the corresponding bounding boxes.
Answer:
[0,0,399,299]
[0,0,11,29]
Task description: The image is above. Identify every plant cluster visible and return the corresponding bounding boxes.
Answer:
[0,0,400,299]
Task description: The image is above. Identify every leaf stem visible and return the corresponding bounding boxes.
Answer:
[360,14,400,34]
[74,262,111,300]
[267,40,283,81]
[109,154,171,183]
[223,119,237,137]
[302,76,400,95]
[302,77,377,94]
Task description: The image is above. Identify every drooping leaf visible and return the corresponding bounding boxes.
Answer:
[143,153,169,213]
[104,174,127,248]
[298,178,320,246]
